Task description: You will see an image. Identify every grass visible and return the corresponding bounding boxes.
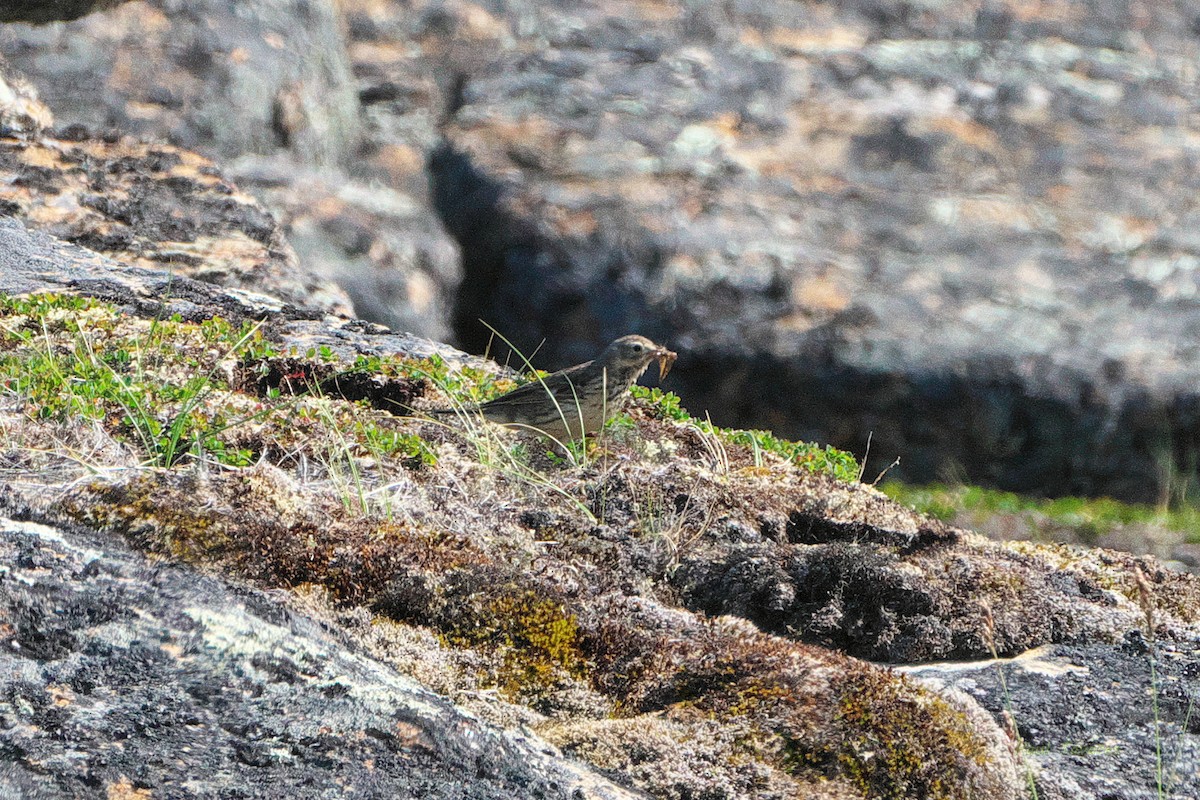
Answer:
[0,293,437,495]
[628,474,719,574]
[0,293,275,468]
[396,354,602,525]
[881,480,1200,545]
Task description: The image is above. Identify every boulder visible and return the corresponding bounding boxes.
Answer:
[0,71,353,316]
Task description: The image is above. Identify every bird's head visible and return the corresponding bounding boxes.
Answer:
[599,335,677,383]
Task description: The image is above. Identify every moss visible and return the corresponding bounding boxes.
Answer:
[630,385,860,482]
[826,667,992,800]
[443,589,587,698]
[725,679,795,718]
[67,474,233,562]
[376,351,518,404]
[630,386,692,422]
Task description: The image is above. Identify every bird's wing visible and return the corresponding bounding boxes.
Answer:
[478,362,595,415]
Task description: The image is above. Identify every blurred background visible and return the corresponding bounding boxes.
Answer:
[4,0,1200,561]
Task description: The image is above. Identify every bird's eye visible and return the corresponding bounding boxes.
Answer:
[631,343,643,353]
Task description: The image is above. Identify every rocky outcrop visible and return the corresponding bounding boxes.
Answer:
[231,159,461,343]
[905,638,1200,800]
[388,0,1200,502]
[2,0,358,165]
[1,0,459,341]
[2,214,1197,798]
[0,499,641,800]
[6,2,1200,795]
[0,71,352,316]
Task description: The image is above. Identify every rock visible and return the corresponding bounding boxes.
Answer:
[1,0,460,338]
[0,72,352,315]
[0,498,642,800]
[903,641,1200,800]
[0,0,130,23]
[226,158,461,340]
[0,214,464,368]
[1172,543,1200,569]
[1,0,360,166]
[0,66,52,133]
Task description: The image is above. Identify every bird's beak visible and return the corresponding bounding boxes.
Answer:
[654,347,677,381]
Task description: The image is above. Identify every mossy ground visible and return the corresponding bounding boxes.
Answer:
[15,290,1200,799]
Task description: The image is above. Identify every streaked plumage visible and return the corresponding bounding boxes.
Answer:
[436,335,676,441]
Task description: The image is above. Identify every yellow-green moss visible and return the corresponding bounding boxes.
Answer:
[444,589,587,697]
[829,668,992,800]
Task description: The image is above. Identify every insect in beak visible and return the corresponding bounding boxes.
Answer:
[655,348,677,381]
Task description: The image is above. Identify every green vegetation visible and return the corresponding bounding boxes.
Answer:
[630,385,860,483]
[881,480,1200,544]
[630,386,691,422]
[0,293,269,467]
[0,293,437,481]
[346,351,520,405]
[358,422,437,466]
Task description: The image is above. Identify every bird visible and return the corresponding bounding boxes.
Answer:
[432,335,676,441]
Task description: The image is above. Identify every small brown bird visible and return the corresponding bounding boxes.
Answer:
[436,335,676,441]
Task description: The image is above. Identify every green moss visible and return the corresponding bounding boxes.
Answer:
[726,428,860,483]
[631,386,691,422]
[0,291,99,319]
[630,385,860,482]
